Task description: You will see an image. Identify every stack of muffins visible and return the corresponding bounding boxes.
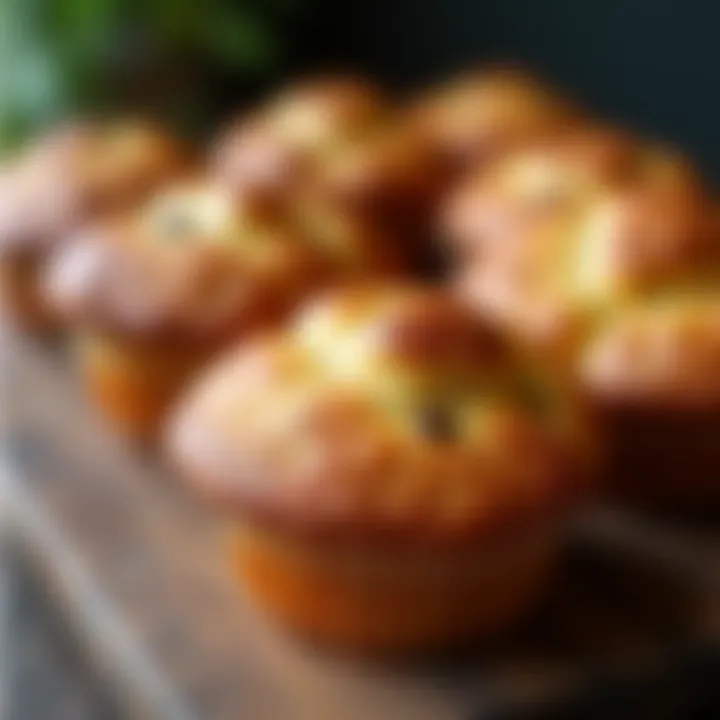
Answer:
[2,66,716,652]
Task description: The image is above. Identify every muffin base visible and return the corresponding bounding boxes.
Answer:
[231,522,559,653]
[0,255,58,331]
[78,332,212,440]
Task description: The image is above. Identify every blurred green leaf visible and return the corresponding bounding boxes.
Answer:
[0,0,309,148]
[201,7,279,69]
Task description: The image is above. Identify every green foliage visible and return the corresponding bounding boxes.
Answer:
[0,0,306,150]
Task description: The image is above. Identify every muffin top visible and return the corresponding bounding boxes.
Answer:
[457,148,718,359]
[442,127,702,263]
[167,286,588,542]
[0,121,189,257]
[44,182,402,344]
[409,67,579,175]
[211,76,385,203]
[580,293,720,409]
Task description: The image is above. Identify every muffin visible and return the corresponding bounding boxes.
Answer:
[166,287,590,651]
[0,121,189,330]
[213,77,447,269]
[458,151,719,505]
[442,127,701,264]
[408,66,580,178]
[458,161,716,359]
[44,182,401,439]
[211,76,385,212]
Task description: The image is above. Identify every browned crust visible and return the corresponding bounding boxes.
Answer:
[456,150,718,364]
[441,126,706,265]
[166,286,591,544]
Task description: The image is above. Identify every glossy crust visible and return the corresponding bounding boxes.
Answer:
[458,157,717,360]
[442,127,703,264]
[168,286,589,542]
[409,67,580,175]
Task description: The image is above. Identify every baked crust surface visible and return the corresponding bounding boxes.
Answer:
[168,286,588,542]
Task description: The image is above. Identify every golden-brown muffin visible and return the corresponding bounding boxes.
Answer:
[0,121,190,330]
[408,66,580,177]
[457,150,719,505]
[442,127,702,264]
[211,76,385,210]
[212,78,447,267]
[459,170,717,360]
[166,286,591,651]
[44,182,402,438]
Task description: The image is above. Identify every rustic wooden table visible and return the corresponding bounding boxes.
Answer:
[1,558,122,720]
[2,329,719,720]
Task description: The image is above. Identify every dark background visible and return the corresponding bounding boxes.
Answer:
[2,0,718,183]
[300,0,718,182]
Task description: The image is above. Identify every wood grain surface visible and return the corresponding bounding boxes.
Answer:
[2,328,719,720]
